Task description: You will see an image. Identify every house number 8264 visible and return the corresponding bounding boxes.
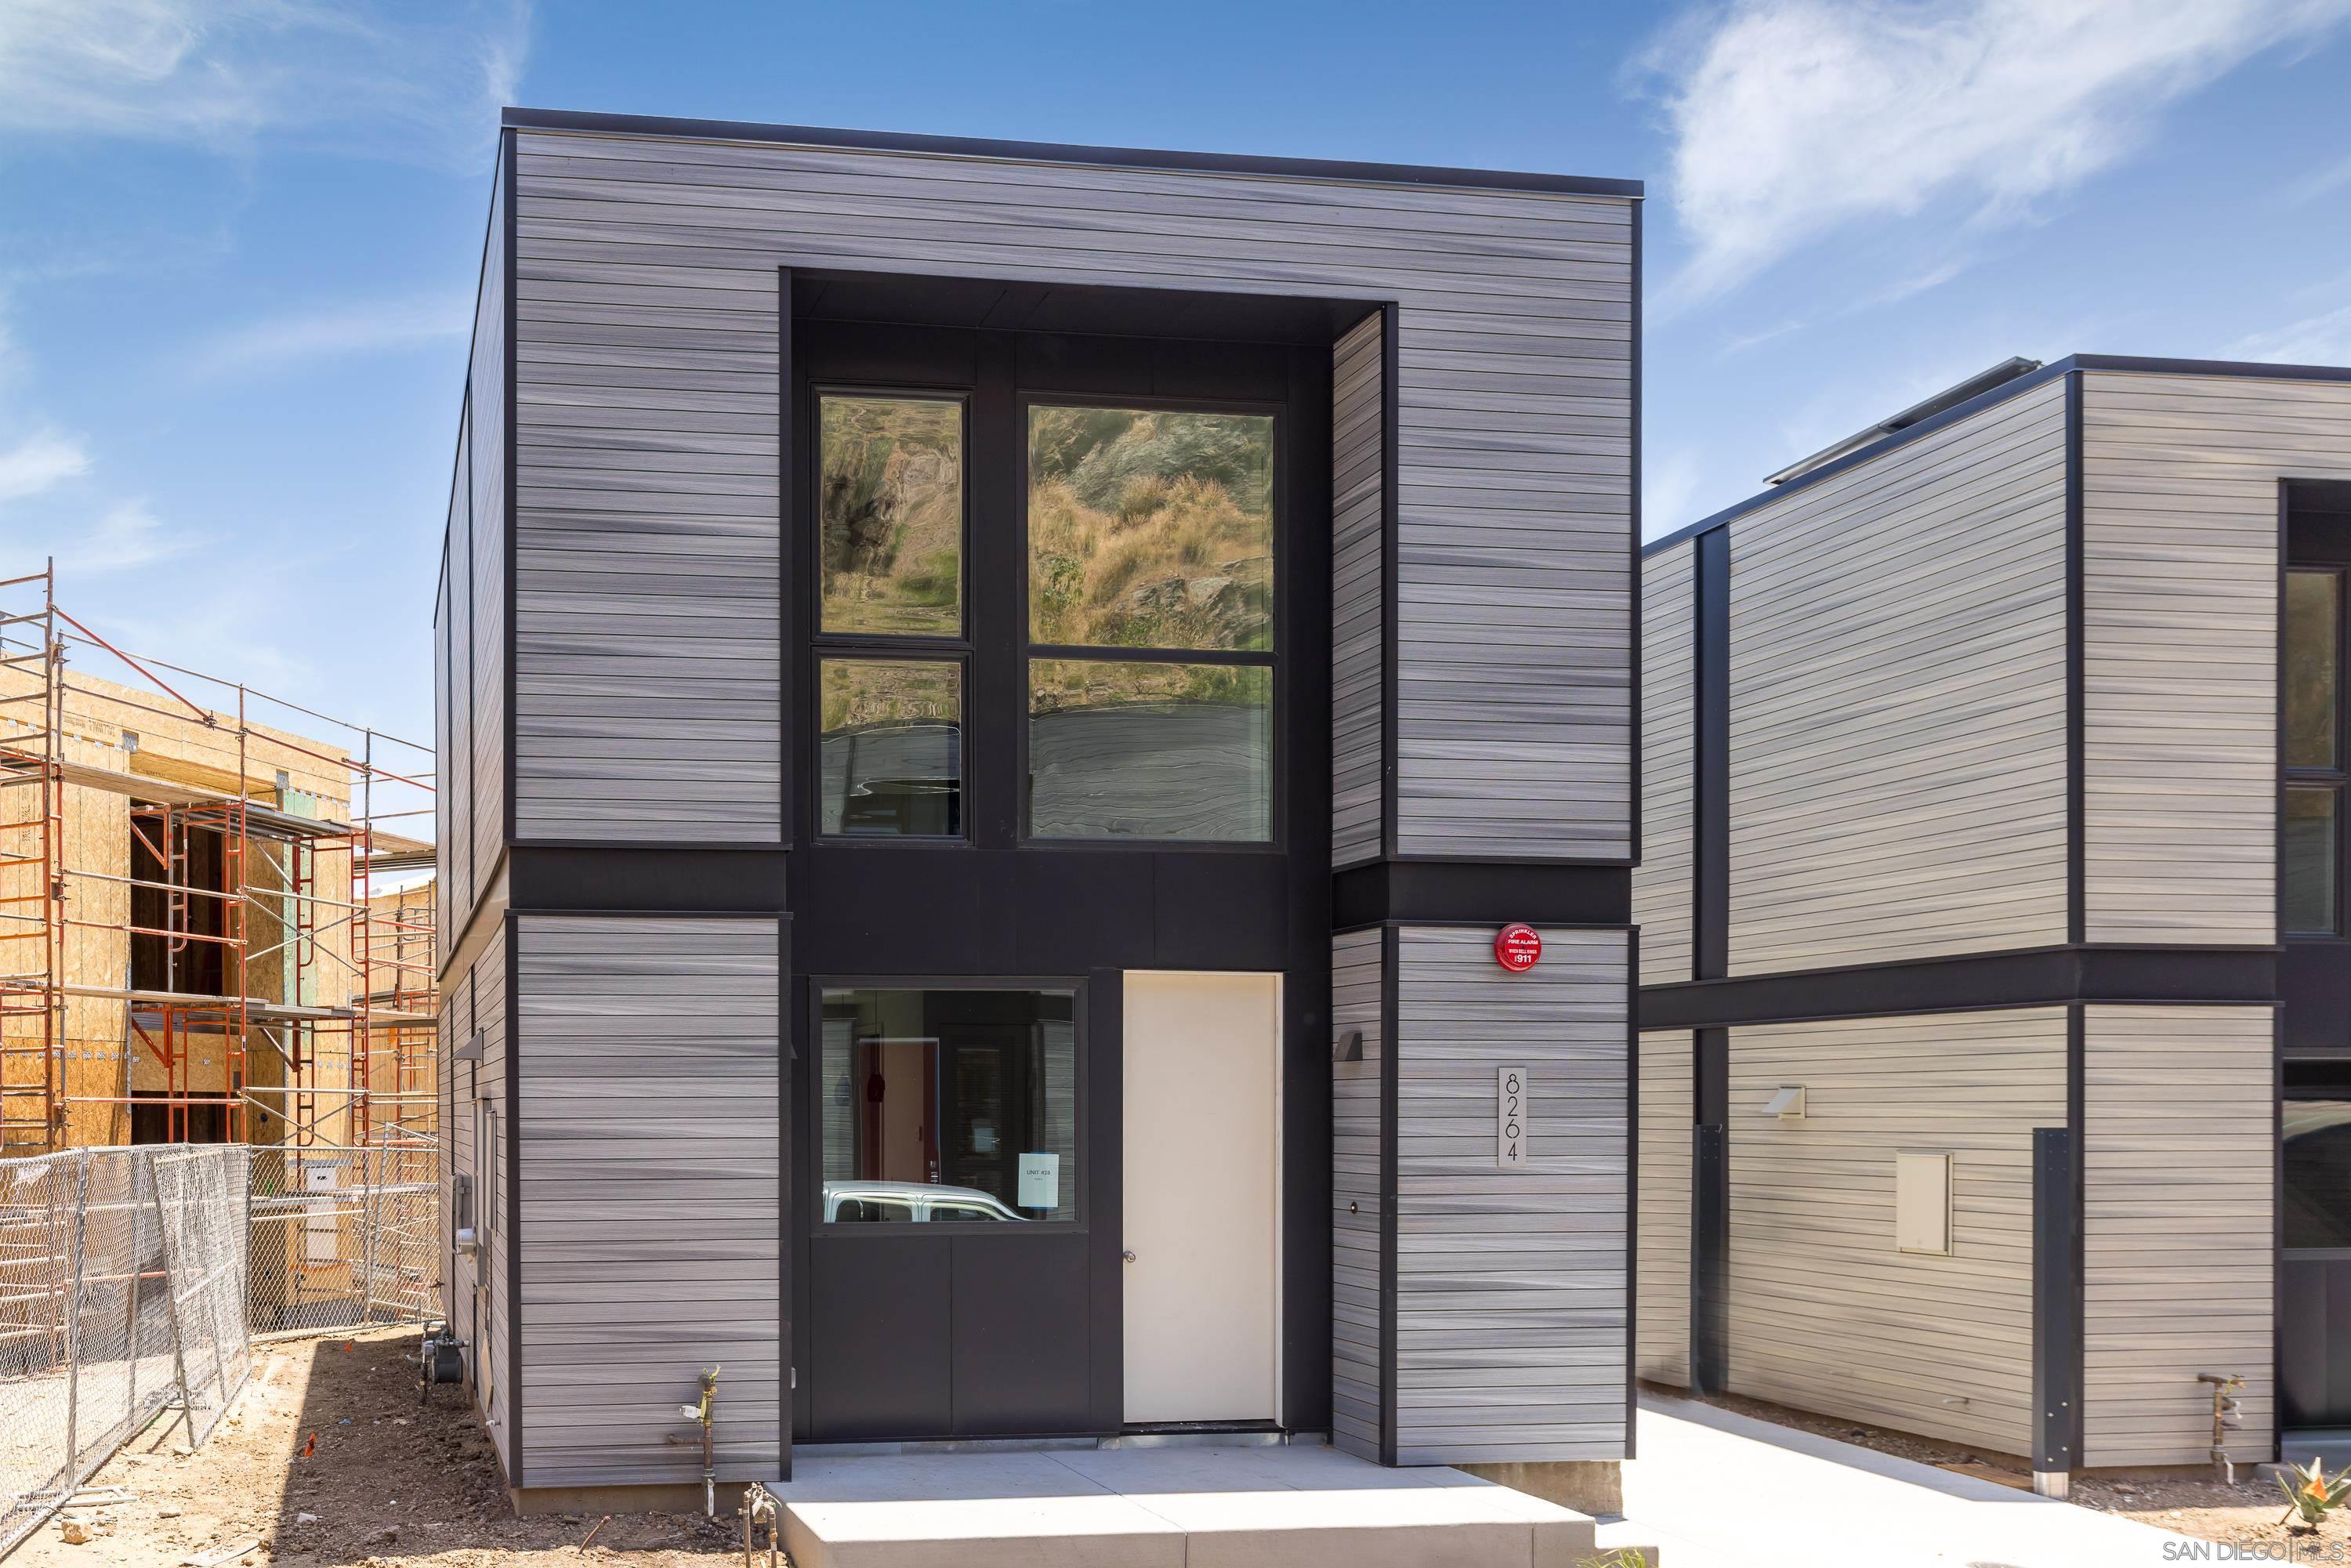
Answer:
[1498,1066,1529,1169]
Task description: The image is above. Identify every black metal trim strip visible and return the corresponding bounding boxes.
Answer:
[1694,529,1730,983]
[1628,201,1643,875]
[1378,924,1400,1466]
[501,107,1645,199]
[777,269,795,853]
[503,909,520,1489]
[1378,304,1400,864]
[2066,372,2086,944]
[1642,944,2278,1030]
[777,914,794,1481]
[1329,862,1628,929]
[2031,1121,2080,1476]
[502,128,518,864]
[1624,926,1639,1461]
[2067,1005,2085,1473]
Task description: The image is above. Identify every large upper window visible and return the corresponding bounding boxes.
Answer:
[816,393,968,838]
[819,987,1078,1224]
[1024,404,1277,842]
[2288,568,2344,933]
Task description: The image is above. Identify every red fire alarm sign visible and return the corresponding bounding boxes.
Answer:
[1494,923,1541,972]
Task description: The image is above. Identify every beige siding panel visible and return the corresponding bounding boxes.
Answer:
[1727,380,2070,973]
[1726,1009,2067,1455]
[510,129,1633,857]
[1636,1030,1691,1388]
[1331,314,1386,867]
[1331,926,1385,1461]
[2082,371,2351,943]
[1636,542,1694,983]
[2082,1004,2274,1467]
[513,915,781,1487]
[1393,925,1628,1464]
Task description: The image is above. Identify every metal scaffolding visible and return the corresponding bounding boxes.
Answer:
[0,562,437,1157]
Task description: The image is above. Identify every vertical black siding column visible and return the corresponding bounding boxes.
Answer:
[1378,924,1400,1465]
[2034,1124,2081,1490]
[2066,371,2085,943]
[1690,527,1732,1395]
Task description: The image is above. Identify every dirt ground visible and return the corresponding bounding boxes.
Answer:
[1681,1386,2335,1553]
[13,1327,753,1567]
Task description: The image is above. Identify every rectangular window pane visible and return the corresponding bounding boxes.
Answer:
[1028,660,1271,841]
[1027,406,1274,652]
[820,395,963,636]
[820,988,1078,1224]
[819,659,961,837]
[2286,1099,2351,1248]
[2286,784,2340,933]
[2288,570,2339,770]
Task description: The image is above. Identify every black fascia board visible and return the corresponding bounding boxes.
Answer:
[500,107,1644,200]
[1641,351,2351,562]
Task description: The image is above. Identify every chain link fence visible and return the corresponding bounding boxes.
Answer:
[248,1137,440,1340]
[0,1146,251,1555]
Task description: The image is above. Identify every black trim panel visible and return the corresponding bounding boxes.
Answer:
[506,846,787,913]
[502,107,1644,199]
[1331,861,1628,929]
[1642,945,2278,1030]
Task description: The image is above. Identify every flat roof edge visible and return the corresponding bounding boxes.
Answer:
[501,107,1644,200]
[1642,351,2351,559]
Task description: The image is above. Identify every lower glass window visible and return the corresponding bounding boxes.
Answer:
[819,659,962,837]
[2286,785,2340,934]
[819,988,1078,1224]
[2288,1095,2351,1248]
[1027,660,1271,841]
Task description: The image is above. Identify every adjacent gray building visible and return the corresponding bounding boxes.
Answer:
[1636,353,2351,1487]
[436,108,1642,1506]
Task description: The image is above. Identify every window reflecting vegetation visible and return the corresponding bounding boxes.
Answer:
[2287,1097,2351,1248]
[2288,570,2340,770]
[820,395,964,636]
[1028,661,1271,841]
[818,659,961,837]
[820,988,1078,1224]
[2287,785,2340,934]
[1027,406,1273,652]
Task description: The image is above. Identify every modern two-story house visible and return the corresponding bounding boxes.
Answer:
[1636,353,2351,1490]
[433,107,1643,1512]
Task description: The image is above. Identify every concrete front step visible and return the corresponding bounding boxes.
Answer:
[773,1443,1600,1568]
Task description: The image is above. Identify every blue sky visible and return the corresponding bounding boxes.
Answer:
[1,0,2348,763]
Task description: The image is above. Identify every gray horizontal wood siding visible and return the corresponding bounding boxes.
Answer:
[1331,313,1385,868]
[1725,1009,2066,1455]
[434,545,455,955]
[2081,371,2351,943]
[1635,1029,1691,1388]
[508,127,1633,857]
[513,915,781,1487]
[2082,1004,2273,1467]
[476,927,511,1472]
[1635,541,1694,983]
[1393,925,1628,1463]
[1331,926,1385,1461]
[1726,378,2070,974]
[446,419,475,930]
[471,156,508,887]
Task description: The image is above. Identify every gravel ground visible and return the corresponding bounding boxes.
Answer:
[10,1327,755,1567]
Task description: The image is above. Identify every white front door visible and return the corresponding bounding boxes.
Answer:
[1121,970,1281,1425]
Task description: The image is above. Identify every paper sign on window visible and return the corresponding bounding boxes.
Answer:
[1498,1066,1529,1169]
[1017,1151,1060,1210]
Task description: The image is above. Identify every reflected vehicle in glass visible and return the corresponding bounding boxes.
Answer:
[821,1180,1029,1224]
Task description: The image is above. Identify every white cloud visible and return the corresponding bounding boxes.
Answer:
[1644,0,2351,305]
[2226,302,2351,366]
[0,432,89,502]
[191,292,471,378]
[1643,447,1706,535]
[67,499,181,573]
[0,0,529,167]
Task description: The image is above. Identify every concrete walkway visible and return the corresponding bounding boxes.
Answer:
[774,1441,1599,1567]
[1597,1392,2206,1567]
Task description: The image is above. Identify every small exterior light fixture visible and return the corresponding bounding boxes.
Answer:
[1763,1085,1806,1121]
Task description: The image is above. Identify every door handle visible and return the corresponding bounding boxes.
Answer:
[1121,1250,1136,1262]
